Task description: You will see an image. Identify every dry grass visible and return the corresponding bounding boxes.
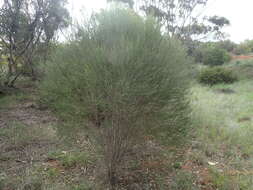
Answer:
[189,59,253,189]
[0,80,98,190]
[2,60,253,189]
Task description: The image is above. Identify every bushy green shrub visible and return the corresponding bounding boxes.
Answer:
[217,40,237,53]
[193,42,231,65]
[40,8,190,186]
[192,45,205,63]
[198,67,238,85]
[233,44,249,55]
[233,39,253,55]
[203,47,231,66]
[40,8,190,131]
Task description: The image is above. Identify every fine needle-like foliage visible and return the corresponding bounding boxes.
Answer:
[40,8,190,188]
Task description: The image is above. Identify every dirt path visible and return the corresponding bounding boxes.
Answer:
[232,54,253,60]
[0,85,97,189]
[0,102,56,129]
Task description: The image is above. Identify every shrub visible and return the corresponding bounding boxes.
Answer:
[48,151,93,169]
[40,8,190,188]
[217,40,237,53]
[192,42,231,65]
[233,44,249,55]
[192,45,205,63]
[233,39,253,55]
[203,47,231,66]
[198,67,238,85]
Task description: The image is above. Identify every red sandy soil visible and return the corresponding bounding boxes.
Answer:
[231,55,253,60]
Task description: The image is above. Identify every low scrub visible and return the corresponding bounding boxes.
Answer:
[192,43,231,65]
[203,47,231,66]
[170,171,199,190]
[198,67,238,85]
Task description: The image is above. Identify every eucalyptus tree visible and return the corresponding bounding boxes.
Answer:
[0,0,70,87]
[108,0,230,42]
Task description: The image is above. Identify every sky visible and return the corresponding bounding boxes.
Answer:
[69,0,253,43]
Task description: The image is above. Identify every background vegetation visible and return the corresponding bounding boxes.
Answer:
[198,67,237,85]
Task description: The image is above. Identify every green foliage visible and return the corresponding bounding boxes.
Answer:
[140,0,229,41]
[48,151,93,169]
[40,8,190,186]
[229,59,253,80]
[233,44,250,55]
[192,42,210,63]
[192,42,231,64]
[233,39,253,55]
[40,8,190,132]
[198,67,238,85]
[172,162,182,169]
[216,40,237,52]
[203,47,231,66]
[44,168,60,179]
[0,0,70,85]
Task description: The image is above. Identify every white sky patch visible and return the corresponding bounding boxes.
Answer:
[68,0,107,20]
[68,0,253,43]
[205,0,253,43]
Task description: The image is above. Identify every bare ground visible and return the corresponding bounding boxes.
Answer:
[0,85,61,188]
[0,81,216,190]
[0,83,101,189]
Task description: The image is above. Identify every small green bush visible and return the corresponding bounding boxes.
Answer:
[48,151,93,168]
[40,8,191,187]
[233,40,253,55]
[40,8,190,136]
[203,47,231,66]
[198,67,238,85]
